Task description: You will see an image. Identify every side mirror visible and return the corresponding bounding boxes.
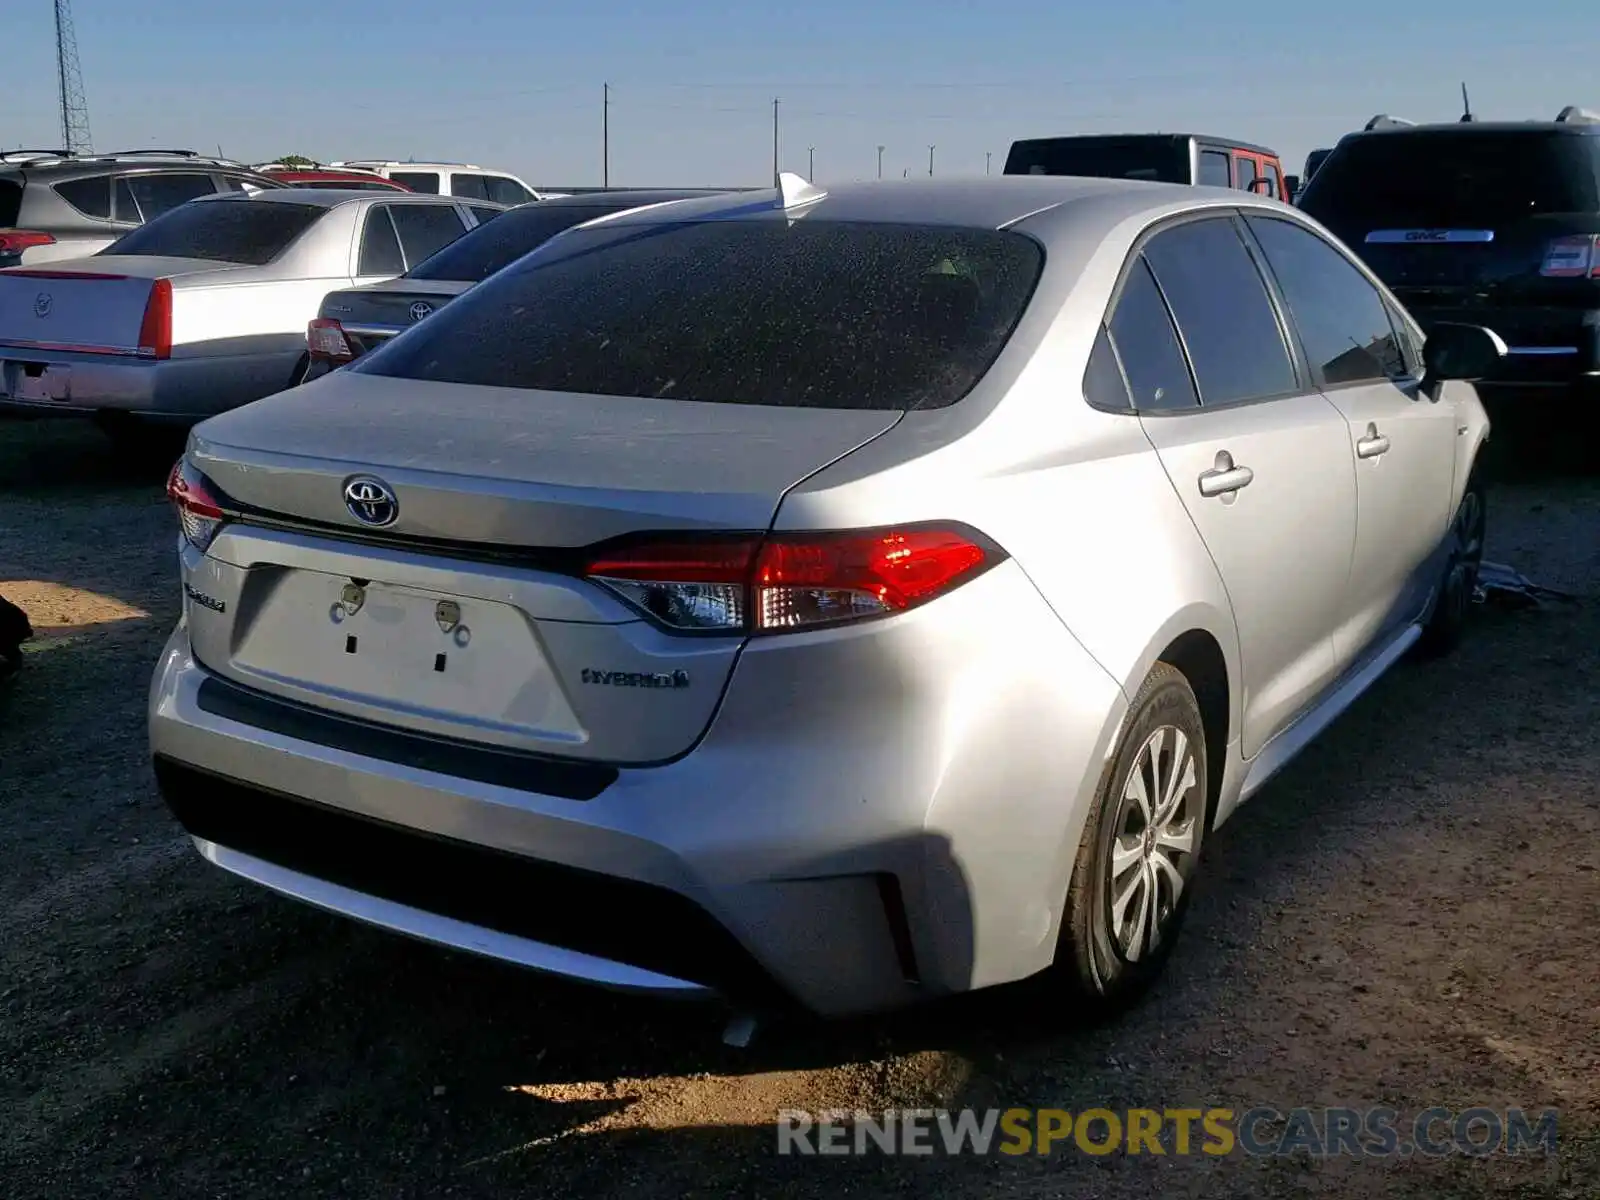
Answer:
[1422,322,1507,384]
[1284,174,1300,200]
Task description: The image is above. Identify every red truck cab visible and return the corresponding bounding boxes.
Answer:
[1003,133,1289,201]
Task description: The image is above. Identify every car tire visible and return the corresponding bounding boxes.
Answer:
[1416,469,1487,659]
[1050,661,1208,1016]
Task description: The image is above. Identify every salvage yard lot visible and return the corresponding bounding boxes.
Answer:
[2,409,1598,1198]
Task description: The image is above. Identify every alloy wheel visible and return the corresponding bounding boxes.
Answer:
[1106,725,1201,963]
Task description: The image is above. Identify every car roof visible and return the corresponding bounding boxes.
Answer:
[0,149,262,172]
[1010,132,1280,157]
[589,175,1276,233]
[1342,120,1600,139]
[194,187,478,208]
[334,160,484,170]
[530,189,735,209]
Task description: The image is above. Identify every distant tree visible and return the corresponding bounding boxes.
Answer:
[275,154,316,167]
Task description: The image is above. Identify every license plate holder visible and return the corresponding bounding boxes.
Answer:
[5,364,70,403]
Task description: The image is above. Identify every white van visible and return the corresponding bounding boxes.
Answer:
[330,161,550,205]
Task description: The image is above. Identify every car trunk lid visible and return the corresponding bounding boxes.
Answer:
[0,256,244,354]
[182,372,902,763]
[191,370,901,544]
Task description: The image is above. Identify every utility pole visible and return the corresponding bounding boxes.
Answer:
[928,145,935,177]
[877,145,885,179]
[986,151,992,176]
[772,98,780,185]
[808,145,814,180]
[54,0,92,154]
[602,82,610,187]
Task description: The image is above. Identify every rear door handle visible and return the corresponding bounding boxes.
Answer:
[1356,423,1391,459]
[1197,451,1254,498]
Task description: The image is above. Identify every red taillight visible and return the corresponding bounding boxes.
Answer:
[165,457,226,551]
[584,526,998,634]
[1540,235,1600,278]
[307,317,353,363]
[138,279,172,359]
[0,229,57,256]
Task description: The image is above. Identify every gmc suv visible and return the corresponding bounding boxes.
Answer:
[1297,107,1600,390]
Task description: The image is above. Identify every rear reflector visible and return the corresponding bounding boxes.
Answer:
[307,317,353,362]
[138,278,172,359]
[1540,235,1600,278]
[584,526,999,635]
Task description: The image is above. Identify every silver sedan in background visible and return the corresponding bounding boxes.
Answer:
[0,188,501,450]
[301,189,731,383]
[149,175,1500,1021]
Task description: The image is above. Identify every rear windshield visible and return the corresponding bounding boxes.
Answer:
[406,203,625,281]
[356,219,1044,410]
[1004,138,1190,184]
[1300,131,1600,226]
[100,199,324,265]
[0,180,21,227]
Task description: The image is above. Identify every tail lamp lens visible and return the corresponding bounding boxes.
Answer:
[1540,235,1600,278]
[307,318,353,362]
[165,457,226,552]
[584,526,997,634]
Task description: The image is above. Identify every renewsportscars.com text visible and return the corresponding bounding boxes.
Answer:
[776,1106,1559,1158]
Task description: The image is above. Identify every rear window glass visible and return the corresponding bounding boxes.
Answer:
[0,180,20,227]
[54,175,113,218]
[357,219,1045,411]
[408,202,637,281]
[102,199,323,265]
[1004,138,1190,184]
[1300,131,1600,226]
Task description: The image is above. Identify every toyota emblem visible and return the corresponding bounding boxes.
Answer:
[342,475,399,527]
[409,301,434,323]
[33,292,52,318]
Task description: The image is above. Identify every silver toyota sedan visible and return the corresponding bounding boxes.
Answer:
[148,175,1501,1021]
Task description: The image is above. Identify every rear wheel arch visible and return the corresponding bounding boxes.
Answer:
[1154,629,1229,830]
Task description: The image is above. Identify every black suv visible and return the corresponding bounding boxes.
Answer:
[0,150,283,268]
[1297,108,1600,389]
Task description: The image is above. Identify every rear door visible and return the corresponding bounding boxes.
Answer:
[1112,215,1357,757]
[1244,213,1457,663]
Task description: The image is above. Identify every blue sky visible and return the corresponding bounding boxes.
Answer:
[7,1,1599,187]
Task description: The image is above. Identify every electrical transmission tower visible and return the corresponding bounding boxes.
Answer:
[54,0,93,154]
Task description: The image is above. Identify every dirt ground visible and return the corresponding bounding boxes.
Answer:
[2,404,1597,1199]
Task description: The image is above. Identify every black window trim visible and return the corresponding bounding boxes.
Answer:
[1087,207,1310,417]
[1240,210,1420,394]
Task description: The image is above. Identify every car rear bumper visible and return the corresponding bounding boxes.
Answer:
[0,344,301,419]
[1400,301,1600,385]
[147,560,1128,1017]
